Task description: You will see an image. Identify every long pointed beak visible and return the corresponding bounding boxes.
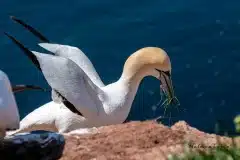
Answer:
[10,16,50,43]
[12,85,49,93]
[159,71,178,105]
[160,71,174,97]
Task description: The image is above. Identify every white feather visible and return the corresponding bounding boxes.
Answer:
[0,70,20,135]
[38,43,105,87]
[32,51,103,119]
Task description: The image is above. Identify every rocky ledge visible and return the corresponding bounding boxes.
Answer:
[61,121,240,160]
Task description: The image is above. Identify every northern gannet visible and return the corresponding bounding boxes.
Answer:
[5,16,177,134]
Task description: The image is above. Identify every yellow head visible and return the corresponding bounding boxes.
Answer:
[122,47,171,81]
[122,47,174,100]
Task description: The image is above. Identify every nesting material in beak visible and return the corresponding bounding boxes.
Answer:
[158,71,180,107]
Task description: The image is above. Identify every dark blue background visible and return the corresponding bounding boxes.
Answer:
[1,0,239,135]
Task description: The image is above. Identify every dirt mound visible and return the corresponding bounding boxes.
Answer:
[60,120,240,160]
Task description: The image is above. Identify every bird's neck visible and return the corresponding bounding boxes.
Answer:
[102,75,143,123]
[119,72,144,93]
[100,67,146,124]
[119,62,146,90]
[115,71,145,109]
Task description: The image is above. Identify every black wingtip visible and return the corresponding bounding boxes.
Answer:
[4,32,42,71]
[9,15,50,43]
[12,85,49,93]
[24,85,49,92]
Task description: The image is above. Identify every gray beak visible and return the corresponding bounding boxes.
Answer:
[159,71,174,100]
[157,70,179,106]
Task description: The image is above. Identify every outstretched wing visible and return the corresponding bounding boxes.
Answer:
[5,33,102,119]
[38,43,105,87]
[9,16,104,87]
[32,51,102,118]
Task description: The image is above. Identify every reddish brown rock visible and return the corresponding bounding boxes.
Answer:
[60,120,240,160]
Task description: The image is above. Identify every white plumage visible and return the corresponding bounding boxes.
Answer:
[0,70,20,137]
[38,43,105,88]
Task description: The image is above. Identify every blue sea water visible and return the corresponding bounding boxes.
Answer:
[0,0,240,135]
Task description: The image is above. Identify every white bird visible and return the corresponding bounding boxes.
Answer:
[5,16,177,134]
[0,70,20,138]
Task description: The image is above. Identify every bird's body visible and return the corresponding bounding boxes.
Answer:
[6,16,177,135]
[11,70,140,134]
